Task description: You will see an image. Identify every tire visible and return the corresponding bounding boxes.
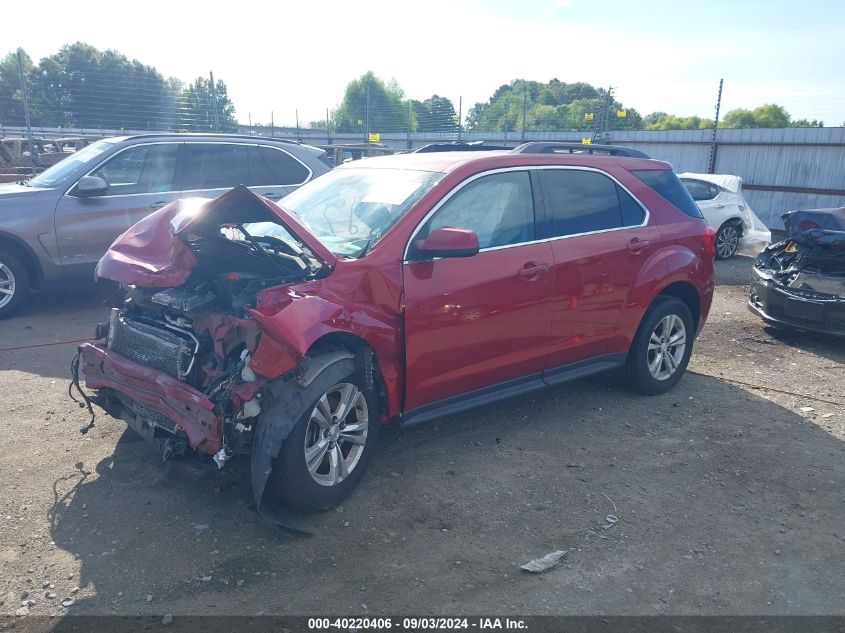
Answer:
[625,296,695,395]
[268,360,380,512]
[714,221,741,260]
[0,248,30,320]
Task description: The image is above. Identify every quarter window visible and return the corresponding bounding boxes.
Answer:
[424,171,534,250]
[259,146,310,185]
[542,169,643,237]
[90,144,178,195]
[682,178,716,201]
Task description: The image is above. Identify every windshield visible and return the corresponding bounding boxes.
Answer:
[28,139,117,188]
[244,167,443,257]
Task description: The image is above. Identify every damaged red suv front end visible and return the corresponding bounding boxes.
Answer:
[77,184,408,524]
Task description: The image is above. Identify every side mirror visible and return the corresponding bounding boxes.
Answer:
[415,226,479,259]
[75,175,109,197]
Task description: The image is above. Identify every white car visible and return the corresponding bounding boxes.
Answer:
[679,173,771,259]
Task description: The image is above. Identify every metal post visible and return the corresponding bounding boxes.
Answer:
[326,108,331,145]
[270,111,274,137]
[457,96,462,141]
[708,78,724,174]
[209,71,220,132]
[521,91,527,141]
[248,112,252,131]
[407,100,412,149]
[365,80,370,144]
[295,109,300,141]
[16,49,35,176]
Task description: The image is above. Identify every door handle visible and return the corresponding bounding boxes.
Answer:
[517,262,549,280]
[627,238,651,254]
[262,192,282,200]
[716,204,726,208]
[149,201,169,210]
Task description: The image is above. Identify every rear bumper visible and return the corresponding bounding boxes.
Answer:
[79,343,222,453]
[748,270,845,337]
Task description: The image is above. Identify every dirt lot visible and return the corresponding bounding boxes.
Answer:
[1,257,843,617]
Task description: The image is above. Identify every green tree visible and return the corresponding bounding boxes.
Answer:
[411,95,458,132]
[721,103,791,128]
[176,77,237,132]
[333,71,409,134]
[643,113,713,130]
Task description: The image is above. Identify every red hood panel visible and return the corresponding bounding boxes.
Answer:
[95,186,336,287]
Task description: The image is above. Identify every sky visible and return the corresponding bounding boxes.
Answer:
[8,0,845,126]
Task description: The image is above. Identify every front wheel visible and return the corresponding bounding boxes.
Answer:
[268,364,380,512]
[625,297,695,395]
[0,248,29,320]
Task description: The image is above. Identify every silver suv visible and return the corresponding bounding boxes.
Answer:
[0,134,330,318]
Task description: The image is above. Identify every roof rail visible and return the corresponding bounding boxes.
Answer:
[511,142,649,159]
[414,141,511,153]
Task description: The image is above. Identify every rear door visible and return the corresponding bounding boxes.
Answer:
[539,167,661,371]
[181,142,312,202]
[54,142,180,269]
[402,169,554,411]
[682,178,734,229]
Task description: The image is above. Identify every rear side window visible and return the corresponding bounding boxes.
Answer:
[259,146,310,185]
[681,178,717,202]
[541,169,645,237]
[184,144,249,190]
[633,170,704,218]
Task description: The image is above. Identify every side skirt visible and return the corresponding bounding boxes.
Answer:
[401,352,626,428]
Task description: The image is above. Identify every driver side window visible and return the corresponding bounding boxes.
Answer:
[426,171,534,249]
[91,144,178,195]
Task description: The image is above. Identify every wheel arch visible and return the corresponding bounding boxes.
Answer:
[0,231,43,288]
[656,281,702,333]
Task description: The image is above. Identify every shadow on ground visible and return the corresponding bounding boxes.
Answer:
[46,371,845,615]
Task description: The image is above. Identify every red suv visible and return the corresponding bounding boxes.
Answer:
[76,143,715,523]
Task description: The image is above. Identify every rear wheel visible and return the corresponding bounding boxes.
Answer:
[268,363,380,512]
[715,222,740,259]
[0,248,29,320]
[625,297,694,395]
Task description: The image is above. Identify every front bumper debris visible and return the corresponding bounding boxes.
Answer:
[78,343,223,453]
[748,269,845,336]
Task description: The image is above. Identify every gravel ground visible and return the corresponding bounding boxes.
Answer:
[0,257,843,617]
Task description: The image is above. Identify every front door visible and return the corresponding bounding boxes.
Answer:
[403,170,553,411]
[54,142,180,269]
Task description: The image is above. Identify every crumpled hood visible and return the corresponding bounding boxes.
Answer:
[783,207,845,246]
[95,185,336,287]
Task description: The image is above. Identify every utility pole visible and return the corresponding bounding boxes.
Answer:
[295,109,300,141]
[365,79,371,144]
[521,91,528,141]
[407,100,412,149]
[594,85,613,144]
[270,111,274,137]
[16,49,35,176]
[209,71,220,132]
[457,96,462,142]
[708,78,724,174]
[326,108,331,145]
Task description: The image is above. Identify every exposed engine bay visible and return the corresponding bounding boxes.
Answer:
[755,207,845,299]
[83,187,331,468]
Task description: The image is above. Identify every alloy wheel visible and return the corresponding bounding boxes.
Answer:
[303,382,369,487]
[647,314,687,381]
[0,261,16,310]
[716,225,739,259]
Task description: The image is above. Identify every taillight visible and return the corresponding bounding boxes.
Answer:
[704,225,717,260]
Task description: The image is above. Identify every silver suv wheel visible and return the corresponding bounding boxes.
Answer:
[304,382,369,487]
[647,314,687,381]
[0,260,16,310]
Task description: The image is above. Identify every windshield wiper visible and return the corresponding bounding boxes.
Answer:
[17,179,31,186]
[354,238,373,259]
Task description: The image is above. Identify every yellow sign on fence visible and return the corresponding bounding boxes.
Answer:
[368,133,380,143]
[584,112,594,121]
[581,138,592,144]
[617,109,627,118]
